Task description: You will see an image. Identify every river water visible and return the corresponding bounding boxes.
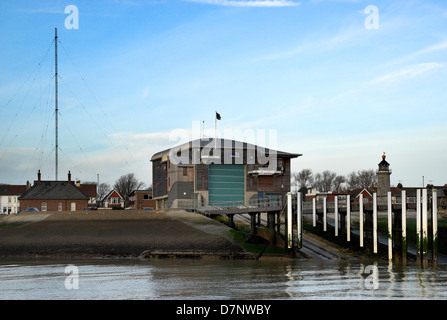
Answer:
[1,258,447,300]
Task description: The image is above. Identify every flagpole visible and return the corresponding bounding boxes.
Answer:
[214,112,217,152]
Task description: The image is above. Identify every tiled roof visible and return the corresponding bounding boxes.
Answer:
[19,181,89,200]
[0,185,27,196]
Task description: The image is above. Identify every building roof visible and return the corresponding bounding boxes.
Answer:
[77,184,97,198]
[19,181,89,201]
[151,138,302,163]
[102,189,123,202]
[0,185,27,196]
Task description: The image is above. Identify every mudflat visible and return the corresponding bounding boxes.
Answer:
[0,210,246,258]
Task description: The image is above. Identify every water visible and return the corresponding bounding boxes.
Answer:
[1,258,447,300]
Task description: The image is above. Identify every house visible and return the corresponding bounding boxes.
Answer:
[151,138,301,209]
[102,189,124,208]
[128,189,156,210]
[0,184,27,214]
[348,188,373,204]
[19,170,89,212]
[76,182,97,208]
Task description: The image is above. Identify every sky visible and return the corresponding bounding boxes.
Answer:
[0,0,446,188]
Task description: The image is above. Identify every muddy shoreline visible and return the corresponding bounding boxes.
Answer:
[0,210,252,259]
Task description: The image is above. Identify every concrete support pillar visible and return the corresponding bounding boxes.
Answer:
[250,213,257,236]
[335,196,339,237]
[323,196,327,232]
[227,214,235,229]
[401,190,407,264]
[387,191,392,262]
[416,189,422,264]
[359,193,364,247]
[373,193,378,254]
[347,195,351,242]
[432,189,438,264]
[297,192,302,249]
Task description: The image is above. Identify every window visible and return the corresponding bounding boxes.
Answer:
[110,197,120,205]
[200,175,206,190]
[58,202,63,211]
[183,167,187,176]
[70,202,76,211]
[248,176,254,191]
[41,202,47,211]
[143,194,152,200]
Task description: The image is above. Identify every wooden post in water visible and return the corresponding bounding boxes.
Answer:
[359,193,364,247]
[335,196,339,237]
[312,198,316,227]
[402,190,407,264]
[387,191,393,262]
[297,192,303,249]
[373,193,378,254]
[287,192,293,249]
[432,189,438,264]
[422,188,428,264]
[347,195,351,242]
[416,189,422,263]
[323,196,327,232]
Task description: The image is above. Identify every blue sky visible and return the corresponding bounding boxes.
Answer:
[0,0,446,188]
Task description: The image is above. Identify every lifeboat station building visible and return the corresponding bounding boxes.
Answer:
[151,138,301,210]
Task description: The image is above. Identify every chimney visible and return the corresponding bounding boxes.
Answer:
[37,170,41,182]
[68,171,72,183]
[26,180,31,190]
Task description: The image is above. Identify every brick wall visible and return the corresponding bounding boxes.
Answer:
[20,199,88,212]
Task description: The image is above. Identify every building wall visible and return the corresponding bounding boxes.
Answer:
[20,199,88,212]
[0,195,20,214]
[153,159,167,199]
[129,192,156,209]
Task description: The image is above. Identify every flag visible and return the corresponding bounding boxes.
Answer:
[216,111,221,120]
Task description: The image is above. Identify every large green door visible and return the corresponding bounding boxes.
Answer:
[209,164,245,205]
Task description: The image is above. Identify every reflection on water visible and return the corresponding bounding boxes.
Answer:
[0,258,447,300]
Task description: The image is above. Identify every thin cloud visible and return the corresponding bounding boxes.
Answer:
[183,0,301,7]
[371,63,445,84]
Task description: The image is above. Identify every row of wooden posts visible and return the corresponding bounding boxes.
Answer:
[287,189,439,264]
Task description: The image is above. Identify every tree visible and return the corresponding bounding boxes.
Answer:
[347,170,377,190]
[333,175,346,192]
[293,169,314,192]
[314,170,337,192]
[113,173,146,208]
[97,182,111,204]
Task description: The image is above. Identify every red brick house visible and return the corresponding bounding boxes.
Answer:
[128,189,156,210]
[19,170,89,212]
[102,189,124,208]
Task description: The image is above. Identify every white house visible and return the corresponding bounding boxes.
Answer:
[0,185,27,214]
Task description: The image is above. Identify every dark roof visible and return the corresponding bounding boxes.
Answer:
[151,138,302,162]
[77,184,97,198]
[0,185,27,196]
[19,181,89,200]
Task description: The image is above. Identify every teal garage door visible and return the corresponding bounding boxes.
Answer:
[209,164,245,205]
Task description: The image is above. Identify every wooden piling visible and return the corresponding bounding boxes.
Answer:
[433,189,438,263]
[402,190,407,264]
[373,193,378,254]
[287,192,292,249]
[416,189,422,263]
[422,188,428,264]
[347,195,351,242]
[323,196,327,232]
[297,192,302,249]
[359,193,364,247]
[388,191,392,262]
[335,196,339,237]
